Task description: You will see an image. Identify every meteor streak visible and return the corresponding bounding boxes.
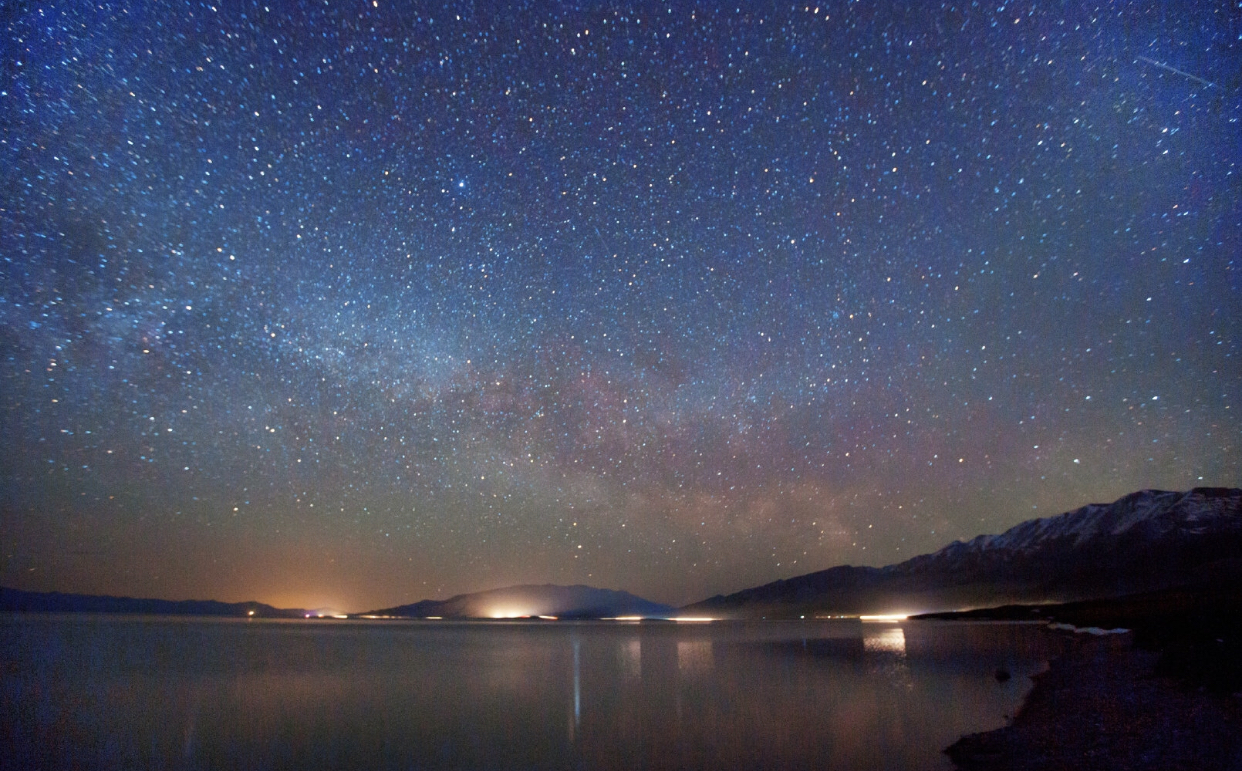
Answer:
[1136,56,1215,88]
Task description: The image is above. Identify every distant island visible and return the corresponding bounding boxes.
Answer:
[4,487,1238,621]
[359,583,675,620]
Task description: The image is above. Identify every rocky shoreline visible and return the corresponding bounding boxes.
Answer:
[945,631,1242,770]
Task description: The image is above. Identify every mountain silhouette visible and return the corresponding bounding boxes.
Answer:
[363,583,675,619]
[683,487,1242,618]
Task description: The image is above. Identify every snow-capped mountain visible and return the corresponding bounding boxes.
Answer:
[929,488,1236,556]
[685,488,1242,618]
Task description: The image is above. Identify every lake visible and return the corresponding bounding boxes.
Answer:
[1,615,1064,770]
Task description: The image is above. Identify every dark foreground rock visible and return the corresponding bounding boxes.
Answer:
[946,634,1242,770]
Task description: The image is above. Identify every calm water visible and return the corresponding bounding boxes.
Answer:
[1,615,1063,770]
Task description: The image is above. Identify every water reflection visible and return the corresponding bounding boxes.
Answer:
[618,637,642,681]
[572,637,581,731]
[864,626,907,655]
[1,616,1064,771]
[676,639,714,676]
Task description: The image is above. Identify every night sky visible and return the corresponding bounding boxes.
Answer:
[2,2,1239,612]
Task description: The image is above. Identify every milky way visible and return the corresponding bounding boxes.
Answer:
[2,2,1238,610]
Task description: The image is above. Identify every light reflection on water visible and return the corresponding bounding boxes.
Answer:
[864,626,907,654]
[619,636,642,681]
[676,639,714,676]
[0,616,1062,770]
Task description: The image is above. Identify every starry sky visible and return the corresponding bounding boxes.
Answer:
[2,1,1239,612]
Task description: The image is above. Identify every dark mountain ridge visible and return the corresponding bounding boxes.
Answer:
[0,587,308,618]
[684,487,1242,618]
